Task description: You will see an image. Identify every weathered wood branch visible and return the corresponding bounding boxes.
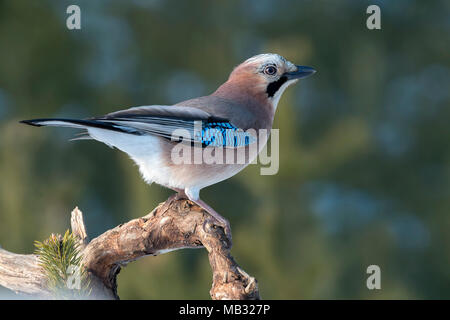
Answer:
[0,195,260,300]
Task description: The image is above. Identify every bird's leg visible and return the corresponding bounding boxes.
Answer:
[171,187,232,245]
[188,197,232,246]
[169,187,187,200]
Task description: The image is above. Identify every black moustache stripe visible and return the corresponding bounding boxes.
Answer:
[266,76,288,97]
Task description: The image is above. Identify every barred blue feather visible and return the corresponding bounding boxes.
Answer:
[194,122,256,147]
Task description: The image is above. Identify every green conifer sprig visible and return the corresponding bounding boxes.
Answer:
[34,230,91,299]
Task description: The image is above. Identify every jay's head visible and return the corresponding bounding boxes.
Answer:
[222,53,316,111]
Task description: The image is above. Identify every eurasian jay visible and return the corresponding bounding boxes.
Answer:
[21,53,316,244]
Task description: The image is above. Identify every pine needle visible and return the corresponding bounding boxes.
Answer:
[34,230,91,299]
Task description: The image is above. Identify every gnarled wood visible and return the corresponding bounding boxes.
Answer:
[0,195,260,300]
[0,249,50,297]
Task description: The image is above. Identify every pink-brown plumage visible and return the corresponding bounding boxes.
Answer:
[20,53,316,243]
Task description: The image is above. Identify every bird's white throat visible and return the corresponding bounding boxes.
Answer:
[270,79,298,111]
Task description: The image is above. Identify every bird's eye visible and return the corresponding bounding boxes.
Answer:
[263,65,277,76]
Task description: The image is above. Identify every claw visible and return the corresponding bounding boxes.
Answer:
[184,194,233,248]
[201,214,232,247]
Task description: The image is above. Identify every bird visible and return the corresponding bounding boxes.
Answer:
[21,53,316,244]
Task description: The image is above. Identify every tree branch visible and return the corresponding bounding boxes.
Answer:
[0,249,50,297]
[0,195,260,300]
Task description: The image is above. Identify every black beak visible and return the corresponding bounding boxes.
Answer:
[285,65,316,80]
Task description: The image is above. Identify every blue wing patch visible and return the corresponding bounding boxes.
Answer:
[194,122,256,147]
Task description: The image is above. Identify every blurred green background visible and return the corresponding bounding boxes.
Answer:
[0,0,449,299]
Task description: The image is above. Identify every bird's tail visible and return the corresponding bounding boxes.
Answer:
[20,118,142,135]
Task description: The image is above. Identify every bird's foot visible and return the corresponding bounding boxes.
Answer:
[169,187,187,200]
[203,215,232,248]
[186,197,232,248]
[174,192,187,201]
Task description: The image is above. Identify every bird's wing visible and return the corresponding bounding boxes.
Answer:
[101,105,216,121]
[22,105,256,148]
[97,105,256,147]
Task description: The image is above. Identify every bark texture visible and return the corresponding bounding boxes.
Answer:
[0,195,260,300]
